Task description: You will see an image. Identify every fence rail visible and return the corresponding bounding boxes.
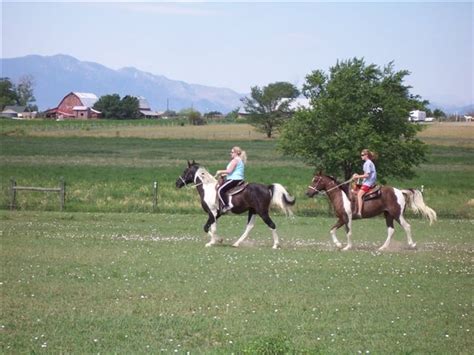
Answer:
[10,177,66,211]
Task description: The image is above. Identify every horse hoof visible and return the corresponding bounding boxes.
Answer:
[335,243,343,249]
[232,243,239,248]
[409,243,417,250]
[218,238,224,244]
[205,242,213,247]
[378,246,387,251]
[272,244,281,250]
[342,245,352,251]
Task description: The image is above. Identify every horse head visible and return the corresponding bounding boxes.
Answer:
[176,160,199,188]
[306,172,331,197]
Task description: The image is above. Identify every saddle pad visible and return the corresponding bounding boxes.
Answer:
[228,182,248,196]
[363,185,381,201]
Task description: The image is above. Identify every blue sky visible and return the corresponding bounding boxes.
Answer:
[2,1,473,107]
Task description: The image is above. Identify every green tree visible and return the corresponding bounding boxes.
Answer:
[120,95,140,119]
[0,78,19,110]
[16,75,37,110]
[241,81,299,138]
[93,94,122,119]
[279,58,427,182]
[433,108,446,120]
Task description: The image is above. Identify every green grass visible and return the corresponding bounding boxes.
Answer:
[1,136,473,218]
[1,211,472,353]
[0,121,472,353]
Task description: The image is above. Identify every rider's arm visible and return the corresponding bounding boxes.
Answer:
[216,158,238,176]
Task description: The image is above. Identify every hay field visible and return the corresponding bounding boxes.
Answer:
[417,122,474,147]
[30,123,266,140]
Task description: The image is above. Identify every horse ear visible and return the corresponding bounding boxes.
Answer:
[187,160,191,167]
[192,160,196,165]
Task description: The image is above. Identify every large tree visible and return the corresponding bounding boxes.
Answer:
[16,75,37,110]
[241,81,299,138]
[279,58,428,182]
[120,95,140,119]
[93,94,122,119]
[0,78,18,110]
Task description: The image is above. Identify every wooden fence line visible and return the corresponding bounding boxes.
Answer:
[10,177,66,211]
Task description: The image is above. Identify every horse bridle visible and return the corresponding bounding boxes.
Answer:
[178,171,203,188]
[308,176,323,193]
[308,176,352,195]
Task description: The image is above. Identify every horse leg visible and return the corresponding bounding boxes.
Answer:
[233,211,256,248]
[204,213,222,247]
[379,212,395,251]
[330,219,345,249]
[341,219,353,251]
[398,214,416,249]
[259,212,280,249]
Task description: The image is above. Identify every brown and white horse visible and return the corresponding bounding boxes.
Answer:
[176,161,295,249]
[306,173,437,251]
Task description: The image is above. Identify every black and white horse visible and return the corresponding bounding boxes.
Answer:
[176,161,295,249]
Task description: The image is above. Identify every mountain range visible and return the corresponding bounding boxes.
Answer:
[1,54,244,113]
[1,54,472,115]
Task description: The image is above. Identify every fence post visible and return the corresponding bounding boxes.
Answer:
[10,178,16,210]
[153,181,158,211]
[59,177,66,211]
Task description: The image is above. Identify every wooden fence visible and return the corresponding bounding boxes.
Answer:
[10,177,66,211]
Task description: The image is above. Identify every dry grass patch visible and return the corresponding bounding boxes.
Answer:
[30,123,267,140]
[417,122,474,147]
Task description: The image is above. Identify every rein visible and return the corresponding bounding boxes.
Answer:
[308,178,352,196]
[178,175,203,189]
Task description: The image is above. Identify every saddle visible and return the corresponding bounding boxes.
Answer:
[352,184,382,201]
[216,177,248,196]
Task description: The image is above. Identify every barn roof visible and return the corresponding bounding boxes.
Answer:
[73,92,98,107]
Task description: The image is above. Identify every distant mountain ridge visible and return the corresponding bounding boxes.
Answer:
[1,54,244,113]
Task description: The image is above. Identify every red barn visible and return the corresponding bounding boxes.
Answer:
[45,92,101,119]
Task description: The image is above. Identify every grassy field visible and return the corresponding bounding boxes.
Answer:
[0,122,473,218]
[0,120,473,353]
[1,211,472,353]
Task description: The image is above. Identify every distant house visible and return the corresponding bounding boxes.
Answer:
[137,96,161,118]
[1,105,27,119]
[45,92,101,119]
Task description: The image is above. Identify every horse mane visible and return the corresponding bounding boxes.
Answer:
[326,175,350,196]
[195,166,217,184]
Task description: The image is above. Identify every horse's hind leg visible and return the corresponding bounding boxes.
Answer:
[233,211,256,248]
[398,214,416,249]
[379,212,395,251]
[259,212,280,249]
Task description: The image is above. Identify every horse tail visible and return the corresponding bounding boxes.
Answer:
[269,183,296,217]
[402,189,437,225]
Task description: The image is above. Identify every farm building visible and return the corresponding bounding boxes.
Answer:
[45,92,101,119]
[0,106,33,119]
[137,96,161,118]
